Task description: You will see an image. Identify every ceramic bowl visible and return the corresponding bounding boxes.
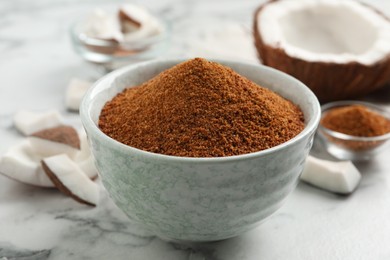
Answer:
[80,59,321,242]
[317,100,390,161]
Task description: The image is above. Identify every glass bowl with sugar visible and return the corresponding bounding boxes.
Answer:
[318,100,390,161]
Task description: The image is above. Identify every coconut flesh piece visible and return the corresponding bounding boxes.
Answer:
[83,8,123,42]
[0,128,97,187]
[119,4,163,42]
[257,0,390,65]
[0,140,54,187]
[65,78,92,112]
[13,110,63,136]
[301,156,361,194]
[74,129,98,180]
[42,154,99,206]
[119,5,143,31]
[28,125,81,159]
[82,4,162,44]
[29,125,98,179]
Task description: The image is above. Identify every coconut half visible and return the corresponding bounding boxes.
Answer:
[254,0,390,102]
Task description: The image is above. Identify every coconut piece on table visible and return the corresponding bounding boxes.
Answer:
[77,156,98,180]
[300,156,361,194]
[74,129,98,180]
[42,154,99,206]
[13,110,63,136]
[65,78,93,111]
[0,140,54,187]
[28,125,80,159]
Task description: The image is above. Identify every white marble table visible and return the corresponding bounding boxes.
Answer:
[1,0,390,259]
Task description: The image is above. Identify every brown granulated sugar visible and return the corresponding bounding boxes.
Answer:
[321,105,390,137]
[99,58,305,157]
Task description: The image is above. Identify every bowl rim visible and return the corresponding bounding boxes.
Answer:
[80,58,321,163]
[319,100,390,142]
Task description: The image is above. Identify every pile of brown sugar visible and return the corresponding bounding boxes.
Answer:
[99,58,305,157]
[321,104,390,137]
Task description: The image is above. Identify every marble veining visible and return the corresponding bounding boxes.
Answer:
[1,0,390,259]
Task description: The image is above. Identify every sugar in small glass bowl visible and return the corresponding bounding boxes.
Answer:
[70,5,171,72]
[317,101,390,161]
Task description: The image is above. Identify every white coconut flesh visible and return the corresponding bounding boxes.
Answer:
[74,130,98,179]
[257,0,390,65]
[0,140,54,187]
[13,110,63,136]
[42,154,99,206]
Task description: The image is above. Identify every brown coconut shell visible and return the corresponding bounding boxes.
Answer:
[253,0,390,103]
[42,160,96,207]
[30,125,81,149]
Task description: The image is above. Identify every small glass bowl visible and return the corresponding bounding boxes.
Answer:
[70,16,171,72]
[317,100,390,161]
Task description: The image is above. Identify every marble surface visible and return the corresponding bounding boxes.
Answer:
[1,0,390,259]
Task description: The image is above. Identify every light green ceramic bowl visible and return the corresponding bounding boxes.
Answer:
[80,59,320,242]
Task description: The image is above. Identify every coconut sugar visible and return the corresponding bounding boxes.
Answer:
[99,58,304,157]
[321,105,390,137]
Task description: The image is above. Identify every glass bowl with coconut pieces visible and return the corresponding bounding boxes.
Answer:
[70,3,171,71]
[317,101,390,161]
